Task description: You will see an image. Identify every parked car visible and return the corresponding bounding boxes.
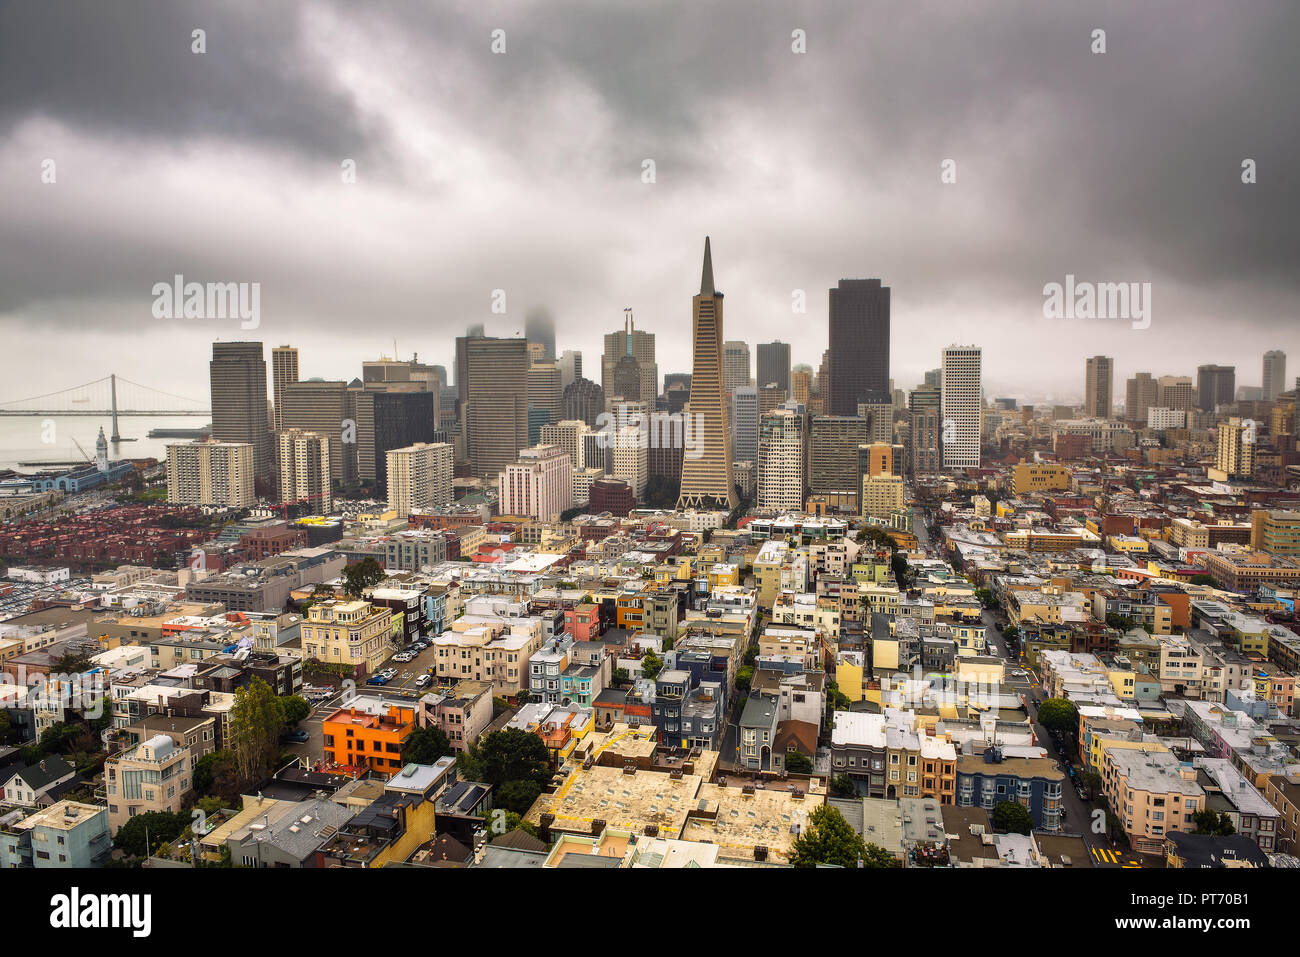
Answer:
[366,674,388,685]
[282,728,310,743]
[415,674,432,689]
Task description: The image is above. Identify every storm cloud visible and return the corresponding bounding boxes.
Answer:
[1,0,1296,407]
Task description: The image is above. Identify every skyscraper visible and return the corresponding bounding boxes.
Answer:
[908,384,941,476]
[1125,372,1159,426]
[808,416,870,497]
[387,442,454,518]
[827,279,890,416]
[723,341,751,397]
[353,390,436,488]
[1084,356,1113,419]
[166,440,255,507]
[525,308,556,361]
[1197,364,1236,412]
[271,346,299,433]
[677,237,738,511]
[464,337,531,478]
[1263,350,1287,402]
[209,341,272,486]
[602,314,657,403]
[279,379,357,487]
[1157,375,1195,412]
[757,341,791,393]
[732,386,759,463]
[558,350,582,389]
[561,377,605,428]
[757,406,805,511]
[940,345,982,469]
[277,429,331,513]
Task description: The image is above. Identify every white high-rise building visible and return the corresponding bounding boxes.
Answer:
[541,419,590,471]
[758,406,805,511]
[499,444,573,521]
[1263,350,1287,402]
[941,345,982,470]
[386,442,454,518]
[278,429,332,513]
[166,440,255,507]
[610,426,648,500]
[723,340,752,397]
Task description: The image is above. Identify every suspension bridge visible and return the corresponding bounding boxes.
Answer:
[0,374,209,442]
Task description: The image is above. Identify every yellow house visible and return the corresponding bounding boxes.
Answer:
[301,599,393,673]
[835,651,866,703]
[708,563,740,588]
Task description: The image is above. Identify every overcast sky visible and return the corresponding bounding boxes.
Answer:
[1,0,1297,410]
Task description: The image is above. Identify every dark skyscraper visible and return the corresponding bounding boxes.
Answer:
[562,377,605,427]
[354,390,436,488]
[210,341,272,485]
[1197,364,1236,412]
[827,279,890,416]
[757,341,791,393]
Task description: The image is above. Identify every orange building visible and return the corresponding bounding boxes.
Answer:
[322,701,417,778]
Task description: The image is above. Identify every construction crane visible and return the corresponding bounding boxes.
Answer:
[70,436,92,463]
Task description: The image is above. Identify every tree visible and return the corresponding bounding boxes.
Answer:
[1081,770,1103,795]
[342,557,385,597]
[829,773,857,798]
[193,749,238,798]
[113,810,190,858]
[612,667,630,687]
[405,726,452,765]
[228,677,285,788]
[784,751,813,774]
[641,651,664,681]
[496,779,543,815]
[1036,698,1078,736]
[278,695,311,727]
[735,665,753,693]
[1192,809,1236,836]
[789,805,897,868]
[992,800,1033,835]
[471,728,552,791]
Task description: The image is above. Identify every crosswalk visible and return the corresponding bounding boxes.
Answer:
[1091,847,1142,867]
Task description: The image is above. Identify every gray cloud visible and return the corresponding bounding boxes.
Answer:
[0,0,1296,409]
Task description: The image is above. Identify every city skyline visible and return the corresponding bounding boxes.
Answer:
[2,2,1298,405]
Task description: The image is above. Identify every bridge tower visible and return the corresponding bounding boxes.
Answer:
[110,373,120,442]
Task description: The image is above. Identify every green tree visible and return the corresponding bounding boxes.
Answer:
[229,677,285,788]
[278,695,311,726]
[829,773,857,798]
[789,805,896,868]
[784,751,813,774]
[342,557,385,597]
[1036,698,1078,736]
[192,749,238,798]
[992,800,1033,835]
[113,810,191,858]
[641,651,664,681]
[471,728,552,791]
[405,726,453,765]
[735,665,753,692]
[496,779,543,815]
[1192,809,1236,836]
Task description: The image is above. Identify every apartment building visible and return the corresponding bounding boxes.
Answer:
[300,599,393,675]
[321,698,417,779]
[104,734,194,836]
